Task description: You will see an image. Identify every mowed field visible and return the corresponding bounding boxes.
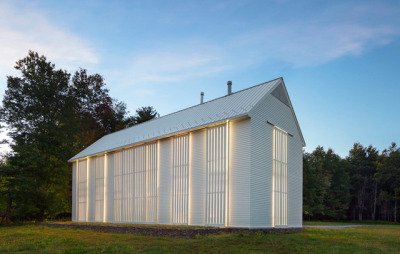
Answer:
[0,223,399,253]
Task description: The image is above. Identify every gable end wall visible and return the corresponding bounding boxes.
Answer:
[249,93,303,228]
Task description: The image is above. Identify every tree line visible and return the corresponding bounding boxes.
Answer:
[304,143,399,222]
[0,51,158,223]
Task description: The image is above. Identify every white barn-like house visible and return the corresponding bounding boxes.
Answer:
[69,78,305,228]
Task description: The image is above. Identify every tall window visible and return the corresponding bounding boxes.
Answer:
[122,149,134,222]
[146,142,158,223]
[78,160,87,222]
[172,134,189,224]
[113,151,123,222]
[206,124,228,226]
[94,156,105,222]
[273,127,288,227]
[134,145,146,222]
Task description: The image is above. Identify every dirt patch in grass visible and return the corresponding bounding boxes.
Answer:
[41,222,303,238]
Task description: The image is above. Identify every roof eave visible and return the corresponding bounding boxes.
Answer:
[68,114,250,163]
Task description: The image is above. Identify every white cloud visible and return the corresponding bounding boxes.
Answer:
[0,1,98,79]
[232,2,400,67]
[120,45,230,85]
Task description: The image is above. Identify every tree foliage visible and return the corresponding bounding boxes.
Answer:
[0,51,156,222]
[303,143,399,222]
[303,147,350,220]
[134,106,159,124]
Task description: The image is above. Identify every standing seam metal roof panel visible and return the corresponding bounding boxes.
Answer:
[69,78,282,161]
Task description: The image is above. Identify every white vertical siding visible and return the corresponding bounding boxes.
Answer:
[71,91,302,228]
[134,145,146,222]
[87,158,95,222]
[94,156,105,222]
[172,135,190,224]
[122,148,134,222]
[113,151,123,222]
[158,138,173,224]
[189,130,206,226]
[206,124,228,226]
[229,118,251,227]
[105,153,114,222]
[249,91,303,228]
[72,162,77,221]
[147,142,158,223]
[273,128,288,227]
[77,159,87,222]
[288,133,303,227]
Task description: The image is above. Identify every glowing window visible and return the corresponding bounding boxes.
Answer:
[94,156,104,222]
[113,151,123,222]
[172,134,189,224]
[273,127,288,227]
[134,145,146,222]
[77,159,87,222]
[206,124,228,226]
[146,142,158,223]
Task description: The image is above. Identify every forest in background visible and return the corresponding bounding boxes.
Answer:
[303,143,399,222]
[0,51,398,223]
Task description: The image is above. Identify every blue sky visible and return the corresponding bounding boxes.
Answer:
[0,0,399,157]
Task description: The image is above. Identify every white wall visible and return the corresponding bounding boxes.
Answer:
[72,162,77,221]
[87,157,95,222]
[71,107,302,228]
[77,159,87,222]
[249,91,303,227]
[229,118,251,227]
[189,130,206,226]
[158,138,172,224]
[105,153,114,222]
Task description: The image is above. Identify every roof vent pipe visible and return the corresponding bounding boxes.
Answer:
[227,81,232,95]
[200,92,204,104]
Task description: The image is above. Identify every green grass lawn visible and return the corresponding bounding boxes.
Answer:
[0,223,399,253]
[303,220,399,226]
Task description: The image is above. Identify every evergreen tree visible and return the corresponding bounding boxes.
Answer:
[134,106,159,124]
[375,143,400,222]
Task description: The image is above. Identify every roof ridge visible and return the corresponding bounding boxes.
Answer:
[104,77,283,137]
[70,77,283,161]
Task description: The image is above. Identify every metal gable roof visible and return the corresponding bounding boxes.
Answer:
[69,78,282,161]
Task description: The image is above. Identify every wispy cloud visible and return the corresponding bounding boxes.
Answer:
[116,1,400,88]
[233,2,400,67]
[237,23,397,68]
[119,44,230,86]
[0,2,98,79]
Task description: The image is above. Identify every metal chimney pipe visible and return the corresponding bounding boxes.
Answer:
[227,81,232,95]
[200,92,204,104]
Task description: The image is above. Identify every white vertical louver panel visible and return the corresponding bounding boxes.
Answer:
[113,151,123,222]
[87,158,95,222]
[172,134,189,224]
[158,138,172,224]
[122,149,134,222]
[189,130,206,226]
[273,127,288,227]
[94,156,105,222]
[72,162,77,221]
[229,118,251,227]
[147,142,158,223]
[105,153,114,222]
[206,124,228,226]
[90,157,98,221]
[134,145,146,222]
[77,159,87,222]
